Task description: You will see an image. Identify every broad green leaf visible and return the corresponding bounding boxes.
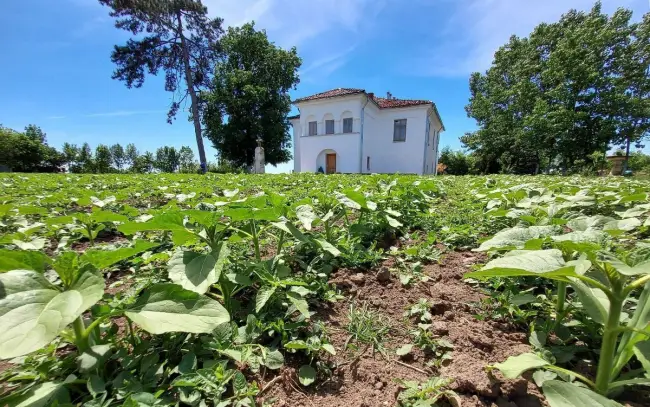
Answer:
[90,210,128,223]
[552,230,608,244]
[11,381,69,407]
[81,240,160,270]
[482,249,566,273]
[532,370,557,387]
[491,353,548,379]
[0,249,50,273]
[567,216,615,231]
[603,255,650,276]
[396,344,413,356]
[295,205,318,230]
[168,243,229,294]
[298,365,316,386]
[613,282,650,376]
[542,380,623,407]
[178,352,197,374]
[322,343,336,355]
[284,340,309,350]
[262,349,284,369]
[604,218,641,232]
[569,279,609,324]
[511,293,537,306]
[125,283,230,334]
[255,286,276,312]
[633,341,650,373]
[474,226,560,251]
[271,221,309,243]
[77,344,112,373]
[0,269,103,359]
[618,193,648,204]
[385,215,402,228]
[87,374,106,397]
[314,238,341,257]
[336,192,361,210]
[53,252,79,286]
[12,237,47,251]
[118,212,186,235]
[287,291,310,319]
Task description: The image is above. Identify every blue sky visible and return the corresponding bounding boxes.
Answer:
[1,0,648,173]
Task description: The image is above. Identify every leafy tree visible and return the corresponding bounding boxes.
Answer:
[178,146,197,173]
[24,124,47,143]
[125,143,139,169]
[133,151,155,173]
[627,151,650,172]
[62,143,79,170]
[155,146,180,173]
[463,3,650,174]
[0,125,63,172]
[95,144,113,173]
[110,143,126,170]
[99,0,224,172]
[203,22,300,168]
[438,147,472,175]
[76,143,94,173]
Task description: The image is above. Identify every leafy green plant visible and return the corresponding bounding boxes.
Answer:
[467,249,650,405]
[345,302,390,356]
[394,376,459,407]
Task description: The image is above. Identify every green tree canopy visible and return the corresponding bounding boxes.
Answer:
[202,22,301,168]
[99,0,223,172]
[463,2,650,174]
[0,125,63,172]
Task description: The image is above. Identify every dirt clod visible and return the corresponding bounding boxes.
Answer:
[376,268,391,282]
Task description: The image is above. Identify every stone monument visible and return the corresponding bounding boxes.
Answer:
[254,137,265,174]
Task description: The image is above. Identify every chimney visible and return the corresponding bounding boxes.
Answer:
[387,91,392,99]
[367,92,374,99]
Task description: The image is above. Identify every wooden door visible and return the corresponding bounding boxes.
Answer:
[326,154,336,174]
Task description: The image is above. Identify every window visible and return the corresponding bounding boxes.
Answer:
[308,121,317,136]
[393,119,407,142]
[343,118,353,133]
[325,119,335,134]
[366,156,370,171]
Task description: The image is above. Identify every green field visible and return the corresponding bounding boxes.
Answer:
[1,173,650,407]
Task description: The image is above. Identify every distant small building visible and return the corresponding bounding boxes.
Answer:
[288,88,444,175]
[607,156,626,175]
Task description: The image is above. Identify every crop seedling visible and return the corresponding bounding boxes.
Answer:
[467,249,650,406]
[394,376,459,407]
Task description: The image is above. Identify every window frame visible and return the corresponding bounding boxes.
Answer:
[308,121,317,136]
[343,118,353,133]
[393,119,407,142]
[325,119,335,135]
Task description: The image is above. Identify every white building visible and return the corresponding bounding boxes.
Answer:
[289,88,444,175]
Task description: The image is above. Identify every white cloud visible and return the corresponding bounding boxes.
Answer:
[408,0,648,76]
[204,0,385,77]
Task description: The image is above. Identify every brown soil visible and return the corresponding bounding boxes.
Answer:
[258,251,546,407]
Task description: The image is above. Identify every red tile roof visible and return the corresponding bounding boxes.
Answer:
[291,88,444,129]
[371,96,431,108]
[293,88,431,109]
[293,88,365,103]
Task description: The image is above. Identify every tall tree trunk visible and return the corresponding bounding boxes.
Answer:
[623,135,631,173]
[177,11,207,173]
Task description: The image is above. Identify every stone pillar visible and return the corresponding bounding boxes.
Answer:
[254,138,265,174]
